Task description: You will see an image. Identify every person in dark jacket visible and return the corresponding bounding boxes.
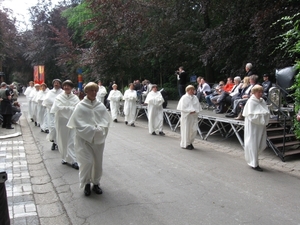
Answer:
[0,82,14,129]
[175,66,187,98]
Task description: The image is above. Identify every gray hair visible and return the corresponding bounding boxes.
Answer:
[245,63,252,70]
[234,76,241,82]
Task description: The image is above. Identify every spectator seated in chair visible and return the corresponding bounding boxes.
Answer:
[215,76,242,114]
[226,75,258,118]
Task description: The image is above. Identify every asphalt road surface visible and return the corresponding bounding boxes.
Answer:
[19,95,300,225]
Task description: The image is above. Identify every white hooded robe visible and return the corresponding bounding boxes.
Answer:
[24,86,35,119]
[177,93,202,148]
[36,89,49,131]
[107,89,123,120]
[96,85,107,103]
[243,95,270,167]
[51,92,80,164]
[42,88,63,142]
[123,89,137,125]
[67,97,112,188]
[145,90,164,134]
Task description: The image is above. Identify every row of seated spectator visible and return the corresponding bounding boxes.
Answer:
[196,74,272,119]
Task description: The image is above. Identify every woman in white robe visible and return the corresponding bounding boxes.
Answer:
[96,80,107,103]
[177,85,202,150]
[51,80,80,169]
[242,85,270,172]
[144,84,165,135]
[36,83,49,132]
[107,84,123,122]
[67,82,112,196]
[24,81,35,121]
[123,83,137,126]
[42,79,63,150]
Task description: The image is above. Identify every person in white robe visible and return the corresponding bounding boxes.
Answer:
[96,80,107,104]
[67,82,112,196]
[51,80,80,169]
[242,85,270,172]
[36,83,49,132]
[42,79,63,150]
[144,84,165,135]
[30,84,41,126]
[107,84,123,122]
[177,85,202,150]
[24,81,35,121]
[123,83,137,126]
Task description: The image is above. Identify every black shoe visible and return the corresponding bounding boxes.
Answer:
[51,143,56,150]
[190,144,194,149]
[225,113,236,118]
[185,145,193,150]
[125,121,128,125]
[31,118,34,122]
[72,162,79,170]
[131,123,135,127]
[45,130,49,133]
[61,160,67,165]
[84,184,91,196]
[92,184,103,194]
[114,119,118,122]
[252,166,263,172]
[152,131,156,135]
[34,122,37,126]
[159,131,165,136]
[6,127,14,129]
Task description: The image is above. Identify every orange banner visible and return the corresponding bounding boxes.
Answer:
[33,65,45,84]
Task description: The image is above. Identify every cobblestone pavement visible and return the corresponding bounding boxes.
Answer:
[1,97,300,224]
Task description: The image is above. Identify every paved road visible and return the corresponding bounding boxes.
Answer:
[3,96,300,225]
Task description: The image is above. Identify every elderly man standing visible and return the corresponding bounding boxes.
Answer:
[67,82,112,196]
[51,80,80,169]
[43,79,63,150]
[144,84,165,135]
[177,85,202,150]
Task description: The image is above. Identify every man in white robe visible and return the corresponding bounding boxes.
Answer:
[107,84,123,122]
[243,85,270,172]
[42,79,63,150]
[67,82,112,196]
[96,80,107,103]
[30,84,41,126]
[36,83,49,132]
[177,85,202,150]
[144,84,165,135]
[51,80,80,169]
[24,81,35,121]
[123,83,137,126]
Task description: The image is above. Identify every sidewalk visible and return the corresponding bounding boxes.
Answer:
[0,114,66,225]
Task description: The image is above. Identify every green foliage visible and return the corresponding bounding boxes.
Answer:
[275,13,300,138]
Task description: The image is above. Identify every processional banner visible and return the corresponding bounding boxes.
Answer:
[33,65,45,84]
